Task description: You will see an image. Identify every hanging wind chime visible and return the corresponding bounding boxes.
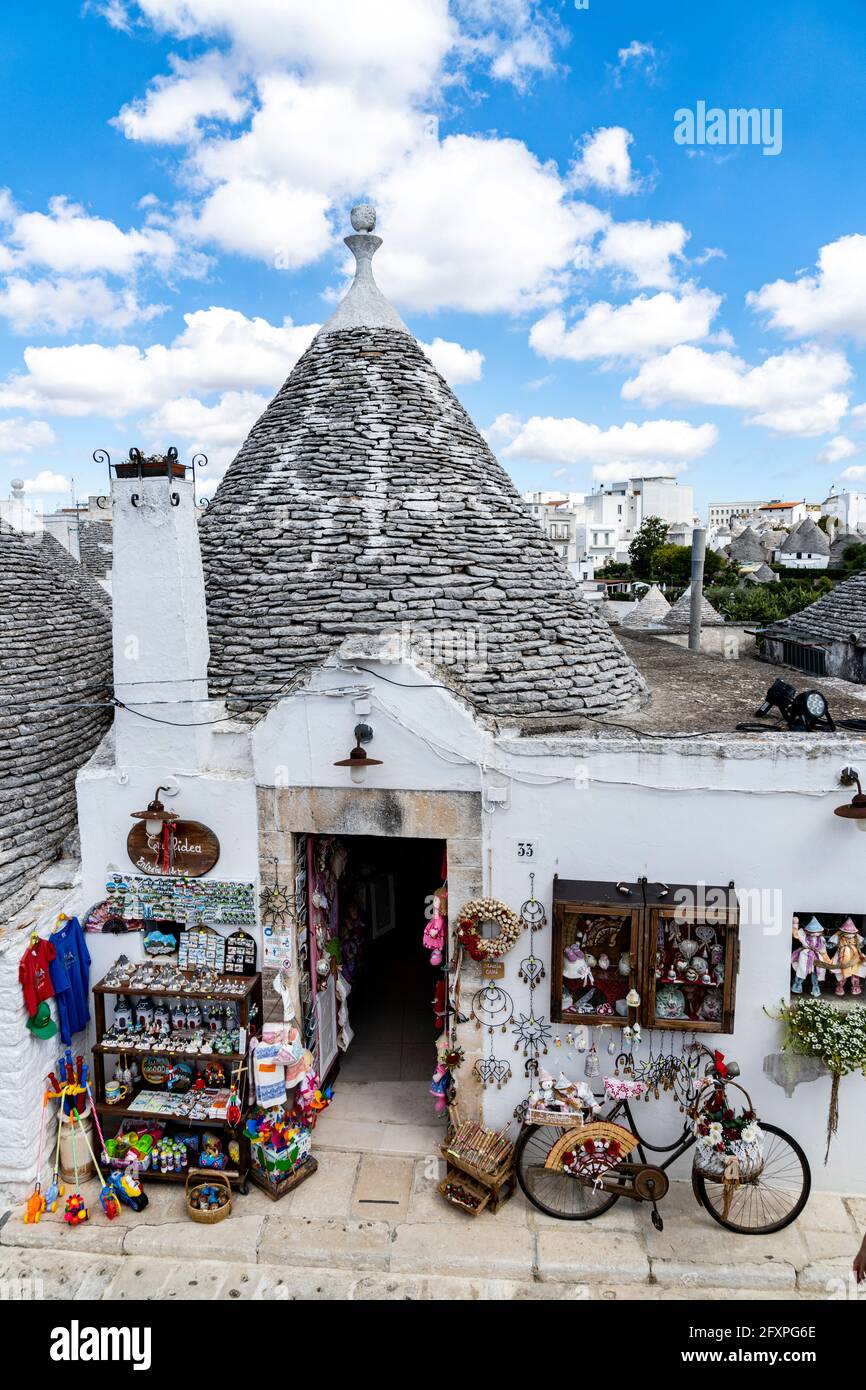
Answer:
[471,981,514,1091]
[513,873,553,1083]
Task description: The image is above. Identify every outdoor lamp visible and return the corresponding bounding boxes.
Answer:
[130,786,178,838]
[754,679,834,731]
[334,723,382,784]
[834,767,866,832]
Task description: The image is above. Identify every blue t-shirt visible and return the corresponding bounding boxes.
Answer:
[50,918,91,1042]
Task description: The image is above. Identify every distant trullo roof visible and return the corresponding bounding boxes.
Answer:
[0,526,113,916]
[662,585,725,630]
[763,568,866,647]
[621,584,670,629]
[727,526,766,565]
[200,208,645,726]
[779,517,830,556]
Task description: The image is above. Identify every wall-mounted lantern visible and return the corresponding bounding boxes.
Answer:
[834,767,866,832]
[334,723,382,784]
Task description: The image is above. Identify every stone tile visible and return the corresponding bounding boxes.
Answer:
[390,1220,535,1279]
[445,838,483,868]
[527,1198,641,1234]
[804,1191,859,1233]
[236,1266,362,1300]
[258,1215,391,1271]
[337,1081,438,1127]
[0,1211,127,1256]
[351,1154,413,1221]
[844,1195,866,1230]
[122,1213,265,1263]
[314,1116,443,1160]
[646,1216,809,1271]
[651,1259,796,1291]
[0,1247,121,1300]
[352,1273,589,1300]
[536,1229,649,1284]
[800,1225,861,1264]
[798,1258,861,1295]
[283,1150,359,1219]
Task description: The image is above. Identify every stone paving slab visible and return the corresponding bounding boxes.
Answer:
[651,1258,796,1291]
[257,1215,391,1271]
[536,1228,650,1284]
[390,1219,535,1280]
[351,1154,413,1221]
[123,1213,266,1264]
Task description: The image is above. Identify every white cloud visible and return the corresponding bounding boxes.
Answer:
[145,389,270,480]
[570,127,642,196]
[483,411,522,444]
[503,415,717,468]
[611,40,659,86]
[597,219,689,289]
[0,306,319,417]
[372,135,605,312]
[124,0,457,98]
[0,275,166,334]
[187,177,333,266]
[819,435,858,464]
[0,417,56,453]
[529,288,719,363]
[840,465,866,481]
[20,470,70,494]
[193,73,426,196]
[623,343,852,436]
[0,193,178,276]
[748,235,866,343]
[113,53,249,144]
[420,337,484,384]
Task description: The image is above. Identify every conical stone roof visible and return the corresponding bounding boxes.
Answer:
[779,517,830,556]
[0,526,112,915]
[763,568,866,646]
[200,210,645,726]
[727,526,766,565]
[662,585,725,630]
[621,583,670,629]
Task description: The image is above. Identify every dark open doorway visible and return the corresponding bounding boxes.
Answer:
[337,835,446,1085]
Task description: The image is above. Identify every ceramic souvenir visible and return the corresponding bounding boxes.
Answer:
[655,984,687,1020]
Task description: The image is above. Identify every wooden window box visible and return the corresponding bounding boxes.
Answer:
[551,879,644,1027]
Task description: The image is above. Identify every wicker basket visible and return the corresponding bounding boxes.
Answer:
[185,1168,232,1224]
[691,1080,764,1182]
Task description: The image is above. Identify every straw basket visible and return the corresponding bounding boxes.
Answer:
[185,1168,232,1224]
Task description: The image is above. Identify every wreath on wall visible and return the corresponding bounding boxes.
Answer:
[456,898,523,960]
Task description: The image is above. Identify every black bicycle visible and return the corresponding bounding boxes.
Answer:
[515,1049,811,1234]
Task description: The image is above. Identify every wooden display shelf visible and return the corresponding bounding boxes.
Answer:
[93,974,257,1002]
[130,1166,242,1187]
[94,1098,235,1126]
[93,1043,245,1064]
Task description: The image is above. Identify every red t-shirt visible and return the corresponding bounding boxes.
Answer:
[19,939,56,1016]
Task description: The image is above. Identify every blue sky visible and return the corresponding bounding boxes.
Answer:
[2,1,866,514]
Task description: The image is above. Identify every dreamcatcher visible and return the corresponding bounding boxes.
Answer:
[519,872,547,932]
[472,982,514,1090]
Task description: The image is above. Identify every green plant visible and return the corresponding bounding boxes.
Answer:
[767,997,866,1159]
[628,516,669,579]
[650,544,730,587]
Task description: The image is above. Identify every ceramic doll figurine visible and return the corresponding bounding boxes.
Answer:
[825,918,866,997]
[791,917,829,997]
[563,943,594,988]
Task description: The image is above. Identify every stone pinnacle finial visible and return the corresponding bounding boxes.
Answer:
[350,204,376,233]
[317,203,408,336]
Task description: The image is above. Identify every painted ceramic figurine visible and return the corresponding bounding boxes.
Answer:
[791,916,829,997]
[825,918,866,997]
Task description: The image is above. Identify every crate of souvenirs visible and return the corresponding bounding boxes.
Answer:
[437,1168,491,1217]
[439,1113,516,1214]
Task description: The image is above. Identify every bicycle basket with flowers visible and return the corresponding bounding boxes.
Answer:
[692,1079,764,1183]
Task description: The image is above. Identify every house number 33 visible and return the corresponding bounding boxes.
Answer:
[515,840,537,860]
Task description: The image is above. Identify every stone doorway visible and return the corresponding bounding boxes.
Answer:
[257,786,484,1155]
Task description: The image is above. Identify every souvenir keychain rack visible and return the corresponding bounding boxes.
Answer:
[91,968,263,1194]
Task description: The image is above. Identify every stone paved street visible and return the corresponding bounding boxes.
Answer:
[1,1150,863,1301]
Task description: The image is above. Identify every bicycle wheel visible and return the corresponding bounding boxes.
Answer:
[692,1122,811,1234]
[515,1124,620,1221]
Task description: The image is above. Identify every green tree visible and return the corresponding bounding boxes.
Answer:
[841,542,866,578]
[650,544,730,587]
[628,516,670,579]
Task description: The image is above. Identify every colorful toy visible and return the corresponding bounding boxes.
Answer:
[826,918,866,997]
[423,906,447,967]
[23,1090,49,1223]
[791,917,829,997]
[71,1107,120,1220]
[108,1167,149,1212]
[63,1192,88,1225]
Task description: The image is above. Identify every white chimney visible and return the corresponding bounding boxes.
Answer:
[110,449,223,772]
